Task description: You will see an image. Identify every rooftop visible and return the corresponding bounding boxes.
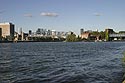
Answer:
[0,22,14,25]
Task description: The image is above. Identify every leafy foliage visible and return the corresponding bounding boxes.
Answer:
[28,37,65,42]
[89,31,105,40]
[105,31,109,41]
[66,34,77,42]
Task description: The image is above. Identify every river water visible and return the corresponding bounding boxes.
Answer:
[0,42,125,83]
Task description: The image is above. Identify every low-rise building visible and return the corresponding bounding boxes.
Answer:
[81,32,90,39]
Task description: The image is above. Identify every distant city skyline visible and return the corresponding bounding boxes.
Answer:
[0,0,125,34]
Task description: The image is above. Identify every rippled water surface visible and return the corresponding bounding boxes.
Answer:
[0,42,125,83]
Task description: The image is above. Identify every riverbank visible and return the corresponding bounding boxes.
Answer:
[0,40,125,43]
[0,40,64,43]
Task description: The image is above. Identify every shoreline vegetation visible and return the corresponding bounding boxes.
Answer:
[1,33,125,43]
[0,40,125,43]
[1,29,125,43]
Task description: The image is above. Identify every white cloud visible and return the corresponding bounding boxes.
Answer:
[24,14,33,18]
[93,13,102,16]
[40,12,59,17]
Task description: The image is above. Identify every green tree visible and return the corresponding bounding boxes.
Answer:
[66,33,77,42]
[76,35,82,41]
[91,31,99,36]
[100,31,105,40]
[6,35,14,41]
[105,31,109,41]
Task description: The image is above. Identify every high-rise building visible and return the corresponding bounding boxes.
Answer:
[52,30,56,36]
[0,22,15,38]
[20,28,22,35]
[36,28,47,36]
[47,30,52,36]
[29,30,32,35]
[36,28,41,34]
[80,29,84,34]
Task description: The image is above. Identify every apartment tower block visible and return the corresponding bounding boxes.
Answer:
[0,22,15,38]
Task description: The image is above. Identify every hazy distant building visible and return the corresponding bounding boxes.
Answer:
[19,28,23,35]
[52,30,56,37]
[0,22,15,38]
[36,28,47,36]
[36,28,41,34]
[47,30,52,36]
[80,29,84,34]
[29,30,32,35]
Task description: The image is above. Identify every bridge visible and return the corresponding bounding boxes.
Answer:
[109,33,125,41]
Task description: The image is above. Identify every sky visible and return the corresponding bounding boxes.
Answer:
[0,0,125,35]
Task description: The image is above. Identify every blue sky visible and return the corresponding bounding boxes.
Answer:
[0,0,125,34]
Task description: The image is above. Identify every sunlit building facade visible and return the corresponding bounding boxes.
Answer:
[0,22,15,38]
